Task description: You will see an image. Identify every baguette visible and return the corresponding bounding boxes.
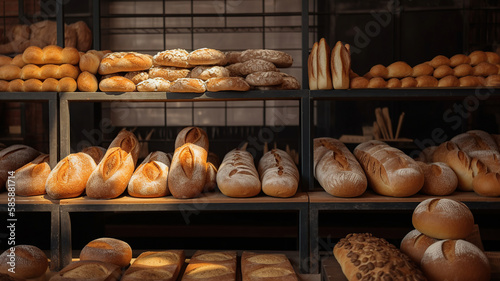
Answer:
[86,129,140,199]
[168,143,208,199]
[331,41,351,89]
[241,252,298,281]
[128,151,171,198]
[181,251,237,281]
[14,154,51,196]
[317,38,332,90]
[307,41,318,90]
[258,148,299,198]
[1,144,40,191]
[50,260,122,281]
[122,250,185,281]
[354,140,424,197]
[314,138,367,197]
[217,148,261,197]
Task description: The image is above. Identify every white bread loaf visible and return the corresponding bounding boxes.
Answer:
[217,148,261,197]
[314,138,367,197]
[128,151,171,198]
[122,250,185,281]
[86,129,140,199]
[168,143,208,199]
[0,64,21,80]
[0,245,48,279]
[80,237,132,267]
[98,52,153,75]
[241,252,298,281]
[354,140,424,197]
[334,233,426,281]
[50,260,122,281]
[181,251,237,281]
[258,148,299,198]
[331,41,350,89]
[14,154,50,196]
[1,144,40,191]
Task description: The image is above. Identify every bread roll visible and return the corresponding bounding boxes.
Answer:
[81,146,106,164]
[354,140,424,197]
[217,148,261,197]
[1,144,40,191]
[169,78,206,93]
[86,129,140,199]
[417,161,458,195]
[149,66,190,81]
[386,77,402,88]
[11,54,26,68]
[411,62,434,77]
[334,233,426,281]
[122,250,185,281]
[485,74,500,86]
[412,198,474,239]
[400,229,439,265]
[429,55,451,68]
[239,49,293,68]
[20,63,80,80]
[79,51,101,74]
[241,252,298,281]
[0,55,12,66]
[50,260,122,280]
[98,52,152,75]
[349,76,369,89]
[438,75,460,87]
[368,64,387,79]
[14,154,50,196]
[401,76,418,88]
[308,41,318,90]
[0,80,9,92]
[99,76,136,92]
[331,41,350,89]
[136,77,171,92]
[317,38,332,90]
[245,71,283,86]
[7,79,24,92]
[128,151,171,198]
[313,138,367,197]
[174,126,209,152]
[124,71,149,84]
[77,71,98,92]
[189,65,230,80]
[258,148,299,198]
[472,62,499,76]
[450,54,471,67]
[459,75,482,87]
[421,239,490,281]
[416,75,438,87]
[168,143,208,199]
[386,61,412,78]
[80,237,132,267]
[433,65,453,79]
[367,77,387,88]
[181,251,237,281]
[0,245,48,279]
[153,49,191,68]
[453,63,473,77]
[469,50,488,66]
[23,78,44,92]
[0,65,21,80]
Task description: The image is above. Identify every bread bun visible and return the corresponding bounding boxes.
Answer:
[438,75,460,87]
[368,64,388,78]
[0,245,48,279]
[401,76,418,88]
[400,229,439,265]
[77,71,98,92]
[386,77,402,88]
[433,65,453,79]
[453,63,473,77]
[417,161,458,195]
[429,55,451,68]
[416,75,438,87]
[485,74,500,87]
[349,76,369,88]
[80,237,132,267]
[421,239,490,281]
[411,63,434,77]
[472,62,499,76]
[386,61,412,78]
[450,54,471,67]
[412,198,474,239]
[367,77,387,88]
[469,50,488,65]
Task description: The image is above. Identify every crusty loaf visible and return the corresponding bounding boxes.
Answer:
[0,144,40,191]
[50,260,122,281]
[99,76,136,92]
[128,151,171,198]
[241,252,298,281]
[125,71,150,84]
[190,65,230,80]
[308,41,318,90]
[331,41,350,89]
[417,161,458,196]
[246,71,283,87]
[174,126,209,152]
[204,161,218,192]
[86,129,140,199]
[169,78,206,93]
[149,66,190,81]
[81,146,106,164]
[122,250,185,281]
[451,130,499,152]
[206,77,250,92]
[354,140,424,197]
[314,138,367,197]
[45,152,97,199]
[168,143,208,199]
[188,48,226,66]
[181,251,237,281]
[239,49,293,68]
[258,148,299,198]
[79,51,102,74]
[77,71,98,92]
[153,49,191,68]
[0,245,48,279]
[400,229,439,265]
[20,63,80,80]
[80,237,132,267]
[136,77,171,92]
[14,154,51,196]
[217,148,261,197]
[98,52,153,75]
[334,233,426,281]
[317,38,332,90]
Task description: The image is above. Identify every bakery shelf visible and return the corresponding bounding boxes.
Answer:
[59,191,310,272]
[0,193,60,270]
[310,88,500,100]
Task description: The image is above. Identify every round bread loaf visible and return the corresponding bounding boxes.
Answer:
[412,198,474,239]
[77,71,98,92]
[239,49,293,68]
[80,237,132,267]
[420,239,490,281]
[0,245,48,278]
[386,77,402,88]
[14,154,51,196]
[174,126,209,151]
[400,229,439,265]
[417,161,458,196]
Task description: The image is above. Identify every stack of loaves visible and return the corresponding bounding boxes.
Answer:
[0,45,81,92]
[400,198,491,281]
[350,50,500,88]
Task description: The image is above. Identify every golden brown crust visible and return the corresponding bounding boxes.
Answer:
[433,65,454,79]
[349,76,369,89]
[136,77,171,92]
[401,76,418,88]
[77,71,98,92]
[128,151,171,198]
[245,71,283,86]
[417,161,458,195]
[188,48,226,66]
[429,55,451,68]
[174,126,209,152]
[22,45,80,65]
[0,245,48,279]
[472,62,499,76]
[438,75,460,87]
[368,64,388,79]
[13,154,50,196]
[0,65,21,80]
[123,250,185,281]
[258,148,299,198]
[416,75,438,87]
[189,65,230,80]
[331,41,351,89]
[79,51,101,74]
[241,252,297,281]
[80,237,132,267]
[450,54,471,67]
[153,49,191,68]
[51,260,122,281]
[168,143,208,199]
[453,63,473,77]
[217,149,261,198]
[206,77,250,92]
[99,76,136,92]
[124,71,150,84]
[400,229,439,265]
[169,78,206,93]
[387,61,412,78]
[0,144,40,190]
[367,77,387,88]
[469,50,488,66]
[486,51,500,64]
[149,66,190,81]
[308,42,318,90]
[411,62,434,77]
[98,52,153,75]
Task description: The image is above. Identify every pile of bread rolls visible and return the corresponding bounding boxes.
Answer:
[400,198,491,281]
[308,38,351,90]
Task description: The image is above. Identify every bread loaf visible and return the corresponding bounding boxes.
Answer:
[206,77,250,92]
[333,233,426,281]
[80,237,132,267]
[331,41,350,89]
[416,161,458,195]
[432,65,453,79]
[469,50,488,66]
[354,140,424,197]
[0,80,9,92]
[367,77,387,88]
[246,71,283,86]
[1,144,40,191]
[174,126,209,152]
[136,77,171,92]
[11,54,26,68]
[258,148,299,198]
[429,55,451,68]
[317,38,333,90]
[239,49,293,68]
[386,61,412,78]
[40,77,78,92]
[50,260,122,281]
[168,143,208,199]
[313,137,367,197]
[349,76,369,89]
[188,48,226,66]
[421,239,490,281]
[153,49,191,68]
[450,54,471,67]
[308,41,318,90]
[19,64,80,80]
[412,62,434,77]
[77,71,98,92]
[412,198,474,239]
[416,75,438,87]
[0,245,48,279]
[451,129,499,152]
[86,129,140,199]
[99,76,136,92]
[98,52,153,75]
[169,78,206,93]
[79,51,102,74]
[124,71,150,84]
[472,170,500,196]
[122,250,185,281]
[400,229,439,265]
[0,65,21,80]
[217,148,261,197]
[82,146,106,164]
[472,62,499,76]
[14,154,50,196]
[149,66,190,81]
[485,74,500,86]
[181,251,237,281]
[190,65,230,80]
[22,45,80,65]
[128,151,171,198]
[401,76,418,88]
[241,252,298,281]
[225,51,242,64]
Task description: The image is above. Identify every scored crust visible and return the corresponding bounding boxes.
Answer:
[190,65,230,80]
[239,49,293,68]
[206,77,250,92]
[169,78,206,93]
[136,77,171,92]
[245,71,283,86]
[154,49,191,68]
[98,52,153,75]
[188,48,226,66]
